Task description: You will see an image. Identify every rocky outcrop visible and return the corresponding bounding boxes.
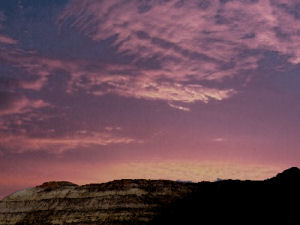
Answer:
[0,180,196,225]
[1,168,300,225]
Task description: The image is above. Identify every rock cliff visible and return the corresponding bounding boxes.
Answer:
[1,167,300,225]
[0,180,196,225]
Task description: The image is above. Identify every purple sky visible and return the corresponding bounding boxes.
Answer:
[1,0,300,198]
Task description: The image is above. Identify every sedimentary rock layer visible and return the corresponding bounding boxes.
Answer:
[0,180,195,225]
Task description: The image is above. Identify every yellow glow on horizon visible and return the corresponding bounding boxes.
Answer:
[94,159,286,182]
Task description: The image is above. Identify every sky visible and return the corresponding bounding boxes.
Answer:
[0,0,300,198]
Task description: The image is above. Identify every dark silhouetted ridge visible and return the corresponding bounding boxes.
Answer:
[150,167,300,225]
[270,167,300,182]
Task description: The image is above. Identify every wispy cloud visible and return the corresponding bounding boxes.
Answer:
[56,0,257,105]
[0,49,82,92]
[3,0,300,110]
[168,102,191,112]
[92,77,235,103]
[59,0,300,65]
[0,131,141,154]
[0,34,18,45]
[0,48,234,106]
[56,0,300,107]
[212,137,226,142]
[0,92,50,117]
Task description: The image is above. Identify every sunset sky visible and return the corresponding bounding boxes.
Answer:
[1,0,300,198]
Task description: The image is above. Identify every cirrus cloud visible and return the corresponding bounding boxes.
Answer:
[0,130,141,154]
[59,0,300,67]
[56,0,300,109]
[0,34,18,45]
[0,48,234,110]
[0,91,50,117]
[3,0,300,111]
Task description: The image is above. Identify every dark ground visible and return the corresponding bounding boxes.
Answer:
[150,167,300,225]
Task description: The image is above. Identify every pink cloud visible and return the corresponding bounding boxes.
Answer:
[0,34,17,45]
[93,77,235,103]
[6,0,300,109]
[56,0,300,107]
[104,126,122,132]
[168,102,191,112]
[59,0,281,73]
[0,131,141,154]
[0,8,234,108]
[0,95,50,117]
[59,0,239,81]
[0,49,81,91]
[212,137,226,143]
[59,1,300,74]
[0,43,234,111]
[19,77,48,91]
[1,47,234,105]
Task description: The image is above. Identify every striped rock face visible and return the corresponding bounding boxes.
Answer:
[0,180,195,225]
[1,168,300,225]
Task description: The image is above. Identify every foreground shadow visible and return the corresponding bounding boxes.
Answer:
[149,167,300,225]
